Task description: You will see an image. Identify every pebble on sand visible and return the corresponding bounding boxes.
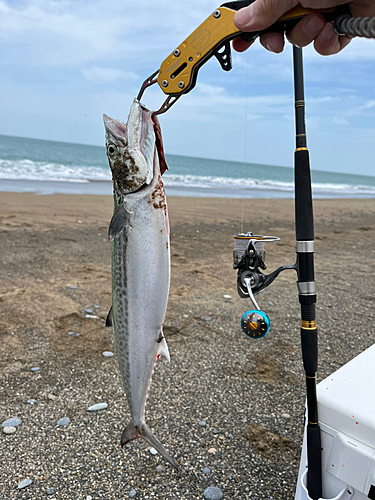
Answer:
[208,448,217,454]
[199,421,207,427]
[27,399,37,404]
[85,314,99,319]
[203,486,224,500]
[3,426,17,434]
[202,467,211,475]
[156,465,163,472]
[102,351,114,357]
[85,309,93,314]
[67,331,74,336]
[204,317,211,323]
[57,417,70,427]
[2,417,22,427]
[18,479,33,490]
[149,447,158,456]
[129,489,137,498]
[69,286,77,290]
[87,403,108,412]
[31,367,40,372]
[47,487,56,495]
[223,294,232,300]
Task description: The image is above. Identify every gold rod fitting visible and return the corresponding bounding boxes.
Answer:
[296,147,308,152]
[308,421,318,425]
[302,320,316,329]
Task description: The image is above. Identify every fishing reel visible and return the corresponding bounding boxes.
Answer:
[233,232,296,339]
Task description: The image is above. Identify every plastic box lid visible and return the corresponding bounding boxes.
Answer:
[318,343,375,448]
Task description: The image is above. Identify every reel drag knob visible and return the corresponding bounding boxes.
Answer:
[241,310,270,339]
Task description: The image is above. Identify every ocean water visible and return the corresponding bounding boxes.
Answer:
[1,134,375,198]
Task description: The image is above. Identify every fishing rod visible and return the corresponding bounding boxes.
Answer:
[293,45,321,500]
[232,47,321,499]
[134,0,375,494]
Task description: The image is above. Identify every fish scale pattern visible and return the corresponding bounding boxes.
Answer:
[112,229,133,414]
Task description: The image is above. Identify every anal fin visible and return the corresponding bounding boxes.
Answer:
[157,336,170,362]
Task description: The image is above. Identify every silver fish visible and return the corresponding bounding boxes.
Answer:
[103,99,177,470]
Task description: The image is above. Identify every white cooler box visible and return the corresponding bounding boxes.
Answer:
[295,344,375,500]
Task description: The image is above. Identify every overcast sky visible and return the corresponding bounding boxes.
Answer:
[0,0,374,175]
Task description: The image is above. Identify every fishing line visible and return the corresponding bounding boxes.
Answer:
[241,50,250,234]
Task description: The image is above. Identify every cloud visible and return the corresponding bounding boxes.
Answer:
[82,67,138,85]
[0,0,375,176]
[332,117,350,126]
[0,0,220,68]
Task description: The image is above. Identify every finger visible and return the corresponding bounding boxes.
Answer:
[234,0,298,32]
[313,22,351,55]
[232,38,255,53]
[301,0,348,7]
[286,14,325,48]
[350,0,375,17]
[259,32,285,53]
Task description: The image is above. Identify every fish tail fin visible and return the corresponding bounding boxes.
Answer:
[121,421,178,471]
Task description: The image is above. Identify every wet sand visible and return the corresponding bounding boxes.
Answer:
[1,192,375,499]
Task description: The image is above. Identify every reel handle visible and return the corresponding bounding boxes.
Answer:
[241,310,270,339]
[241,277,270,339]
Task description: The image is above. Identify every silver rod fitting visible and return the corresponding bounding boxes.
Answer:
[296,241,315,253]
[297,281,316,296]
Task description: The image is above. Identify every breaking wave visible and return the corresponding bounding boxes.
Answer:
[162,173,375,195]
[0,152,375,198]
[0,159,111,183]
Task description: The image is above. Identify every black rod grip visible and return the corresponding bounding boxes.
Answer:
[298,253,315,282]
[307,425,323,500]
[301,328,318,373]
[295,149,314,241]
[306,374,319,423]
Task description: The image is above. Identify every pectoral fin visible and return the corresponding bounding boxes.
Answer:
[108,203,131,241]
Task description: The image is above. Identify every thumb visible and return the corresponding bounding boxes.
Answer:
[234,0,299,31]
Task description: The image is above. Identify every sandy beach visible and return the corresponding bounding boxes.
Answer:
[1,192,375,500]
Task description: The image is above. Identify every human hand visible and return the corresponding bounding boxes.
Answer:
[233,0,375,56]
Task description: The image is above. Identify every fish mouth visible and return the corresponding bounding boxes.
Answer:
[103,114,127,144]
[103,100,168,195]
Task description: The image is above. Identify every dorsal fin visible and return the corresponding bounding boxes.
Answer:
[106,306,113,327]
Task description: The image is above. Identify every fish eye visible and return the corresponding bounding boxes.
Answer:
[107,143,117,156]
